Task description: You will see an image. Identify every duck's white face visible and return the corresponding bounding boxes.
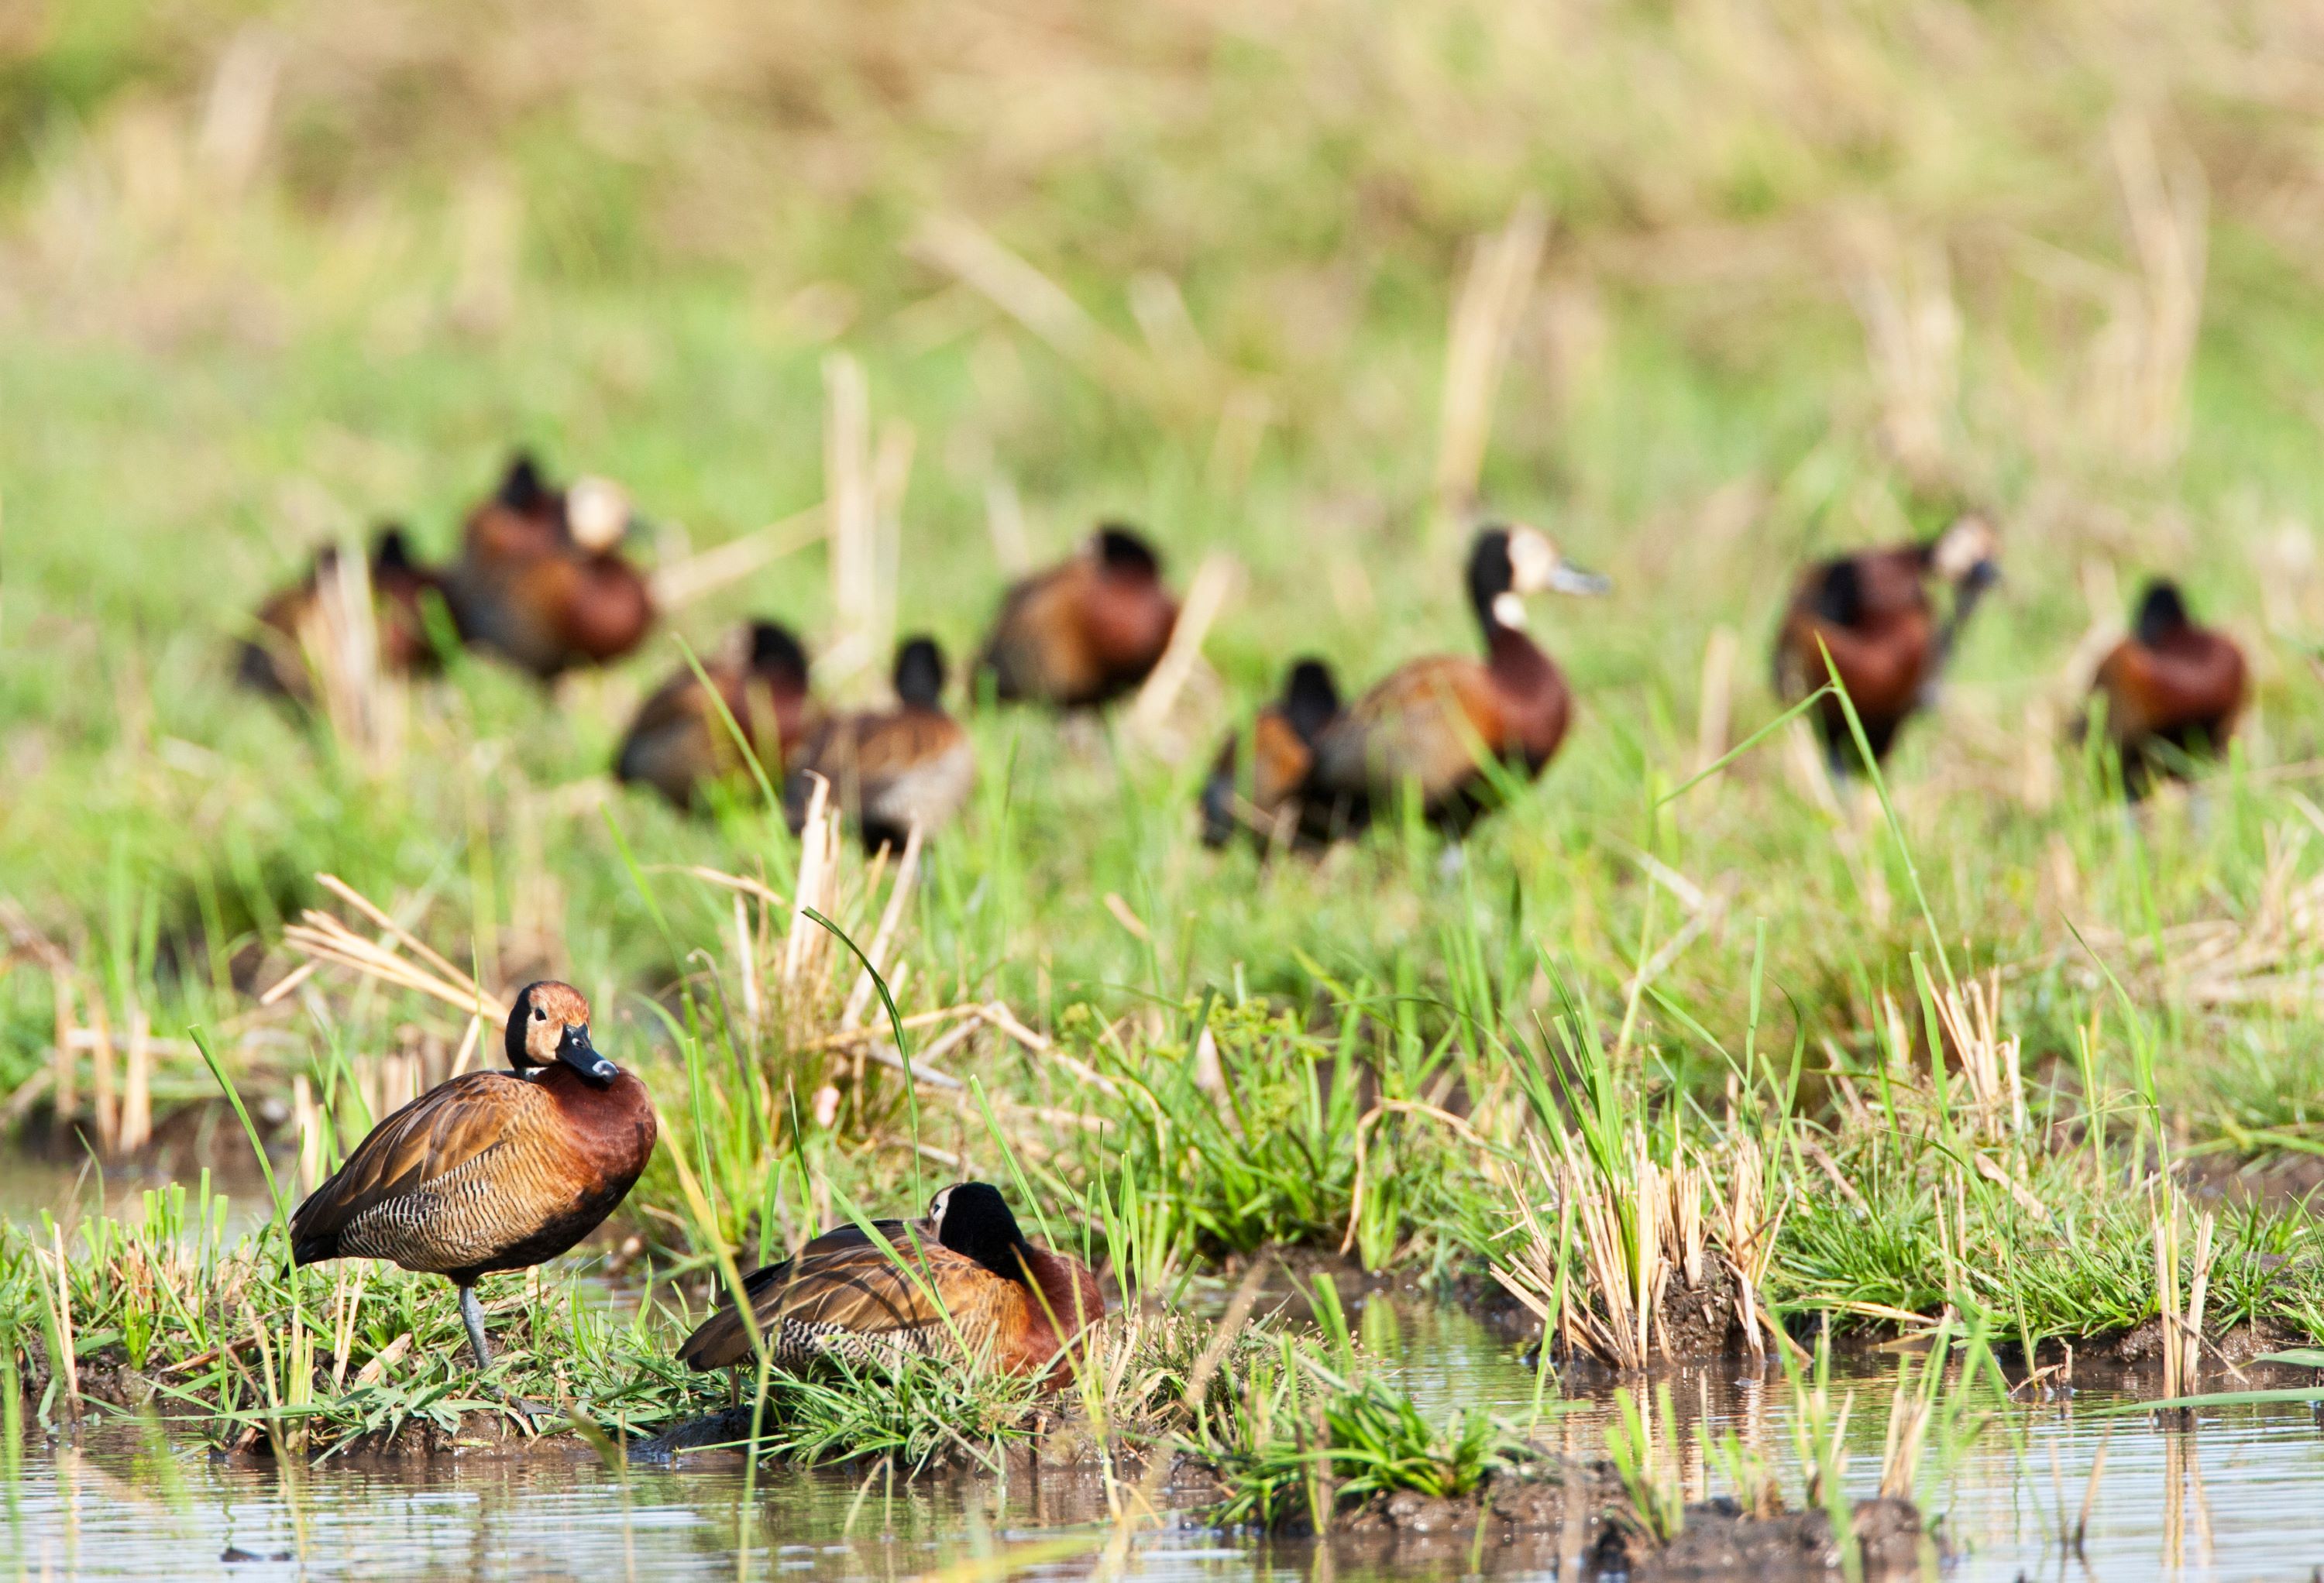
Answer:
[1931,514,1998,582]
[927,1185,955,1230]
[1506,526,1560,596]
[566,476,631,553]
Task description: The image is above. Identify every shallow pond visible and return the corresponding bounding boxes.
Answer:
[5,1287,2322,1581]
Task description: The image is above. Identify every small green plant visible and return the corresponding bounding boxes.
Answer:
[1607,1382,1687,1542]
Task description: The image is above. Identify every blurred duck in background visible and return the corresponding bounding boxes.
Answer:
[786,636,975,852]
[2083,579,2247,798]
[1200,657,1342,850]
[446,452,657,679]
[1306,525,1607,839]
[614,620,822,810]
[1772,513,2000,774]
[975,525,1178,708]
[238,524,447,704]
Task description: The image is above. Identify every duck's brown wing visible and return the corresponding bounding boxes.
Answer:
[1201,709,1316,846]
[289,1072,566,1277]
[1312,657,1501,810]
[677,1234,1011,1371]
[979,565,1098,703]
[2095,634,2247,740]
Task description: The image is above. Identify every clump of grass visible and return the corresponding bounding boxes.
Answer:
[1191,1276,1534,1531]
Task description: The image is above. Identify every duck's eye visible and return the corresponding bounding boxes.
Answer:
[533,1007,547,1022]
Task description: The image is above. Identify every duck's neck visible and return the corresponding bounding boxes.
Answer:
[1023,1248,1102,1344]
[1483,614,1555,688]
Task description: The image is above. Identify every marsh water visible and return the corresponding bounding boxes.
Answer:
[6,1165,2324,1581]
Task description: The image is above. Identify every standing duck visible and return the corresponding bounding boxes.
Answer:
[975,525,1179,708]
[238,526,447,703]
[676,1182,1104,1380]
[786,637,975,851]
[290,983,657,1368]
[446,453,657,679]
[1307,526,1607,838]
[1772,514,1999,772]
[614,621,823,810]
[2085,579,2248,797]
[1200,658,1343,849]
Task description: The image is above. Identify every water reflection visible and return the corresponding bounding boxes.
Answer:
[2,1297,2322,1579]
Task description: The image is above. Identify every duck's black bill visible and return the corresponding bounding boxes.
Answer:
[559,1024,619,1082]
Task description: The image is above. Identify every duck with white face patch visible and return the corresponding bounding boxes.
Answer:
[288,981,658,1370]
[1302,524,1609,842]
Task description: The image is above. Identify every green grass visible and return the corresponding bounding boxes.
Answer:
[4,0,2324,1476]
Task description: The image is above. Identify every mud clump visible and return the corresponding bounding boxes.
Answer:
[1595,1496,1929,1579]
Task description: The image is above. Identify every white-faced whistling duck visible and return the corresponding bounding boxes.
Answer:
[676,1182,1104,1380]
[975,525,1179,708]
[239,526,447,703]
[445,453,657,679]
[290,982,656,1368]
[1305,526,1608,839]
[614,621,823,810]
[1200,658,1343,849]
[2085,579,2248,798]
[1773,513,1999,772]
[786,636,975,851]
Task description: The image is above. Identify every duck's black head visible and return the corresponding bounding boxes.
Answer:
[748,621,810,690]
[2135,579,2192,647]
[498,452,551,513]
[1280,658,1342,746]
[1467,527,1518,620]
[930,1181,1033,1283]
[894,636,947,709]
[1094,524,1162,579]
[371,524,417,574]
[1813,559,1866,628]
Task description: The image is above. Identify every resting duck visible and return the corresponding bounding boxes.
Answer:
[614,620,822,809]
[1200,658,1343,849]
[2085,579,2248,798]
[975,525,1178,708]
[676,1182,1103,1381]
[238,525,447,704]
[786,637,975,851]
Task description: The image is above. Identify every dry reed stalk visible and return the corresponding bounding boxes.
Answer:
[1930,971,2025,1143]
[281,869,509,1018]
[308,535,405,772]
[1712,1135,1787,1358]
[194,25,280,196]
[821,352,879,685]
[1879,1358,1933,1498]
[1846,232,1960,482]
[50,966,75,1131]
[650,503,826,610]
[1692,626,1738,781]
[88,994,117,1155]
[1431,197,1549,545]
[781,777,842,994]
[2104,114,2208,469]
[293,1073,323,1195]
[119,1001,152,1155]
[983,471,1032,574]
[1127,552,1236,748]
[47,1224,77,1414]
[841,825,923,1029]
[909,215,1146,397]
